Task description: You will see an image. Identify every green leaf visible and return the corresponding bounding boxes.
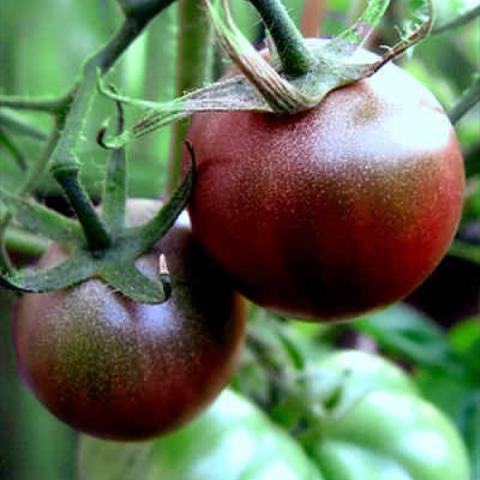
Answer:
[0,188,82,244]
[449,317,480,354]
[353,303,459,371]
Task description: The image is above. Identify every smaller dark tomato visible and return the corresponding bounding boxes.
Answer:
[13,200,245,441]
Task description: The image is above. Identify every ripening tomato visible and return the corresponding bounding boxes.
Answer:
[184,57,465,321]
[13,200,245,440]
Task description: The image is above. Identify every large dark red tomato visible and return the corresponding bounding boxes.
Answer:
[185,60,465,321]
[13,200,245,440]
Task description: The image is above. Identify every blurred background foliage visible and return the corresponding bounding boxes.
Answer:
[0,0,479,479]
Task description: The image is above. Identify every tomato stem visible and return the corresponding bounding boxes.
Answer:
[116,0,177,20]
[432,5,480,35]
[45,6,175,252]
[53,167,112,252]
[166,0,214,195]
[249,0,314,77]
[0,119,64,270]
[0,94,70,114]
[0,110,48,141]
[449,76,480,125]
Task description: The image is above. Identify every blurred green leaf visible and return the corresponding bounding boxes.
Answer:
[353,303,459,371]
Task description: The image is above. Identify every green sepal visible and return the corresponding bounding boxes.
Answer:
[129,147,195,253]
[0,249,95,292]
[0,188,82,244]
[100,262,169,304]
[98,0,433,149]
[0,146,194,302]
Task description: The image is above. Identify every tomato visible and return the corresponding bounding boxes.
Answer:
[77,388,324,480]
[284,350,471,480]
[184,57,465,321]
[13,200,245,441]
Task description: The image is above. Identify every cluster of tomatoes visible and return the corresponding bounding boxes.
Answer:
[13,49,464,441]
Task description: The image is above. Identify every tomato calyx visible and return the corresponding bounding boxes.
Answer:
[98,0,434,149]
[0,122,195,304]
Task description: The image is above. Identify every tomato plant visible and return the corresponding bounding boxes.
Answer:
[185,55,464,321]
[0,0,478,478]
[13,200,245,440]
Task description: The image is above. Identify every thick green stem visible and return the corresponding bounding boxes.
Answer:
[248,0,314,77]
[53,168,111,251]
[166,0,214,195]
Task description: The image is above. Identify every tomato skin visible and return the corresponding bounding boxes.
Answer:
[185,58,465,321]
[13,200,245,441]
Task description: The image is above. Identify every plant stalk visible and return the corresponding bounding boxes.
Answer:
[0,128,27,171]
[53,168,111,251]
[47,7,175,251]
[433,5,480,35]
[0,110,48,141]
[248,0,314,77]
[449,76,480,125]
[166,0,214,195]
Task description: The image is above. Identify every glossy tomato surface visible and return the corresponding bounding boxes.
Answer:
[13,200,245,440]
[185,58,465,321]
